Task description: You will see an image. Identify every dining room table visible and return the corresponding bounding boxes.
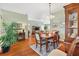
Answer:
[40,32,54,52]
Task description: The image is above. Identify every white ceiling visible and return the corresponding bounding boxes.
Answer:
[0,3,69,19]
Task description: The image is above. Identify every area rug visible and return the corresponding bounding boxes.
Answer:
[30,43,58,56]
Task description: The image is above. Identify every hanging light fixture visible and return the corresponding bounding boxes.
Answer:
[49,3,55,20]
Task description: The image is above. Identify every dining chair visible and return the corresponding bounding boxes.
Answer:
[51,31,60,49]
[35,32,46,51]
[35,32,51,52]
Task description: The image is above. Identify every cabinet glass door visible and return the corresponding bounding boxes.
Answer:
[68,11,78,38]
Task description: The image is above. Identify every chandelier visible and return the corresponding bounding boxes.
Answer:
[49,3,55,20]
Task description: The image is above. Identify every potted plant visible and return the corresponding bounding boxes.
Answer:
[0,22,18,53]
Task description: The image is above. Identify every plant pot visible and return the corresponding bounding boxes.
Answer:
[2,46,10,53]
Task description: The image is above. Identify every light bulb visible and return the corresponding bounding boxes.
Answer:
[50,15,55,19]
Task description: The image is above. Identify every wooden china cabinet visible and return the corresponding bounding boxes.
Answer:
[64,3,79,42]
[64,4,79,55]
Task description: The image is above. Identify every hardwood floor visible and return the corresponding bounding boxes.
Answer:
[0,37,79,56]
[0,37,39,56]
